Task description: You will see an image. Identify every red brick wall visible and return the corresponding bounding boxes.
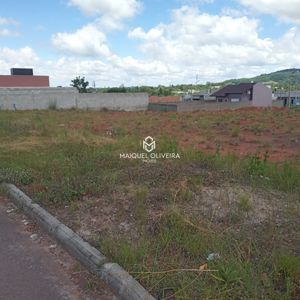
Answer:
[0,75,49,87]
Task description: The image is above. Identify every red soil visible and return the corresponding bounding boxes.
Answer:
[83,108,299,163]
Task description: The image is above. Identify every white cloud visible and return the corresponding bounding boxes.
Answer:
[178,0,214,5]
[3,6,300,87]
[237,0,300,24]
[0,47,39,72]
[0,17,18,26]
[68,0,141,18]
[0,17,19,37]
[0,28,19,37]
[129,7,273,76]
[52,0,141,56]
[35,24,45,32]
[272,27,300,65]
[52,24,111,57]
[128,6,300,83]
[221,7,251,18]
[68,0,141,30]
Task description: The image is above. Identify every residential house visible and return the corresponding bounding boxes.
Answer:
[211,82,272,107]
[274,91,300,107]
[182,92,216,102]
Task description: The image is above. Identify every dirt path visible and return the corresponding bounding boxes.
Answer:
[0,197,117,300]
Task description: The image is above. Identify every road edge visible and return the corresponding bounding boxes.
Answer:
[1,183,155,300]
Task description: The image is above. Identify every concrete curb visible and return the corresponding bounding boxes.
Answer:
[1,183,155,300]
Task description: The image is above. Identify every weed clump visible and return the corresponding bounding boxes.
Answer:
[238,194,253,213]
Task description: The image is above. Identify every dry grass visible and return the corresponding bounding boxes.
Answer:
[0,109,299,299]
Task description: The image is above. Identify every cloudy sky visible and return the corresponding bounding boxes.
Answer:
[1,0,300,87]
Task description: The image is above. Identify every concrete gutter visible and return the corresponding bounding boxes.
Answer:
[1,183,155,300]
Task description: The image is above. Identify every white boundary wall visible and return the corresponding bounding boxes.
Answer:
[0,88,148,111]
[252,83,272,107]
[77,92,148,111]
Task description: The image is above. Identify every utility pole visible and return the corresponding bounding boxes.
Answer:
[288,80,291,107]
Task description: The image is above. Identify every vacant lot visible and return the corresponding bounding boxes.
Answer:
[0,108,299,299]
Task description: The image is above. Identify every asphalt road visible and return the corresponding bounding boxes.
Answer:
[0,207,82,300]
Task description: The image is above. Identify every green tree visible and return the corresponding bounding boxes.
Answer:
[71,76,89,93]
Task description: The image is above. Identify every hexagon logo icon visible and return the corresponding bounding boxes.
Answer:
[143,136,156,153]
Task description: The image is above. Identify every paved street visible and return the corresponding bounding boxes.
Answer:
[0,205,83,300]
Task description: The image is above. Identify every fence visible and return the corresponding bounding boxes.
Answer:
[0,88,148,111]
[149,101,252,112]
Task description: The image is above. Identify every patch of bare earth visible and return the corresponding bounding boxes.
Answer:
[49,180,299,253]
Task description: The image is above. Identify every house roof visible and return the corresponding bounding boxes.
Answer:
[211,83,256,97]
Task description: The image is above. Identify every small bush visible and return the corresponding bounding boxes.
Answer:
[178,186,193,202]
[244,154,267,176]
[275,254,300,282]
[133,186,149,222]
[158,135,178,153]
[273,253,300,297]
[98,235,149,268]
[249,124,265,135]
[48,102,57,110]
[0,168,34,185]
[238,194,253,213]
[187,175,203,188]
[212,264,242,286]
[231,127,240,138]
[47,177,86,204]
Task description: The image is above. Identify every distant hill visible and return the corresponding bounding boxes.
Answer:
[95,68,300,95]
[221,68,300,90]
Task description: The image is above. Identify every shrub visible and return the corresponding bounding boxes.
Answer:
[48,102,57,110]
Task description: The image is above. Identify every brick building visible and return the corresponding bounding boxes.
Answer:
[0,68,49,87]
